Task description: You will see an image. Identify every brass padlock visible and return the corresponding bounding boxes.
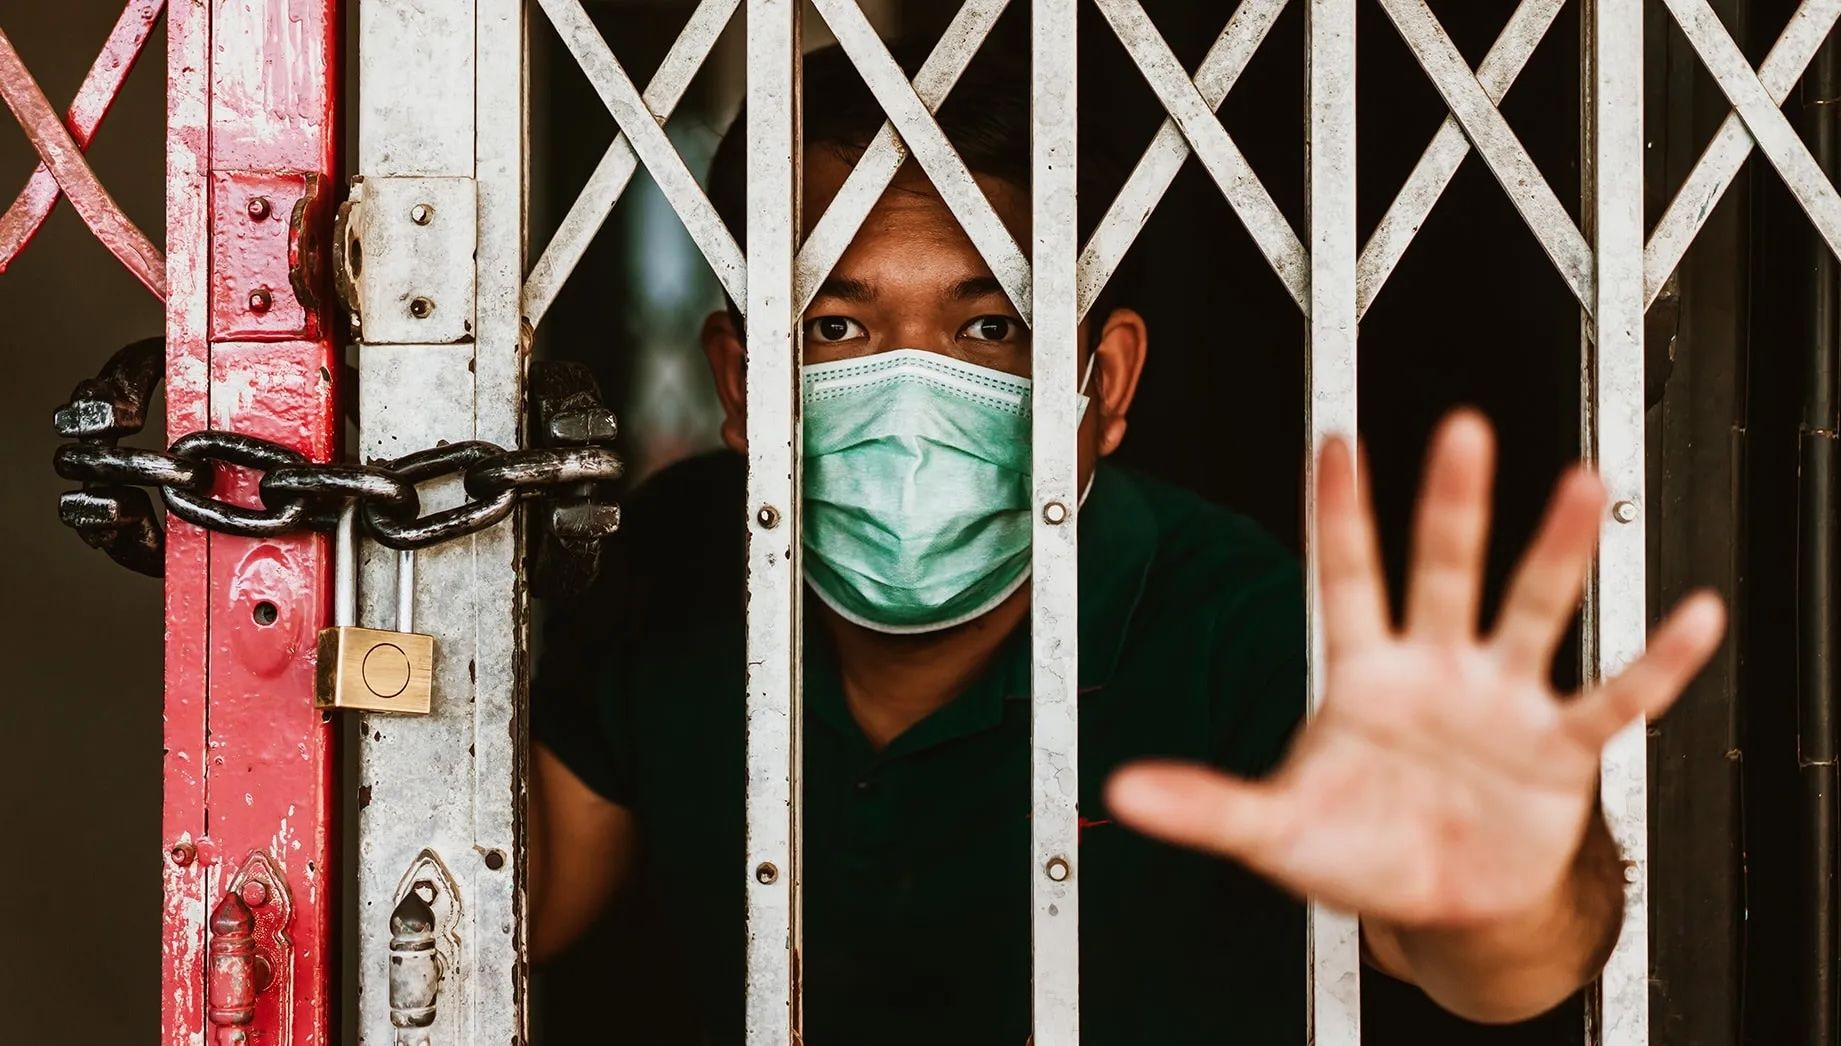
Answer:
[315,505,433,714]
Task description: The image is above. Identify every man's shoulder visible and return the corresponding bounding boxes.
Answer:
[1111,465,1302,618]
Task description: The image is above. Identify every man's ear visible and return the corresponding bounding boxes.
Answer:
[1091,307,1148,457]
[702,309,748,453]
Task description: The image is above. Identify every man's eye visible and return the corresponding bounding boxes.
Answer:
[806,316,866,343]
[961,315,1020,342]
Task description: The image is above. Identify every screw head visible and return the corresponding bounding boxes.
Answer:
[1623,863,1640,884]
[1042,500,1070,525]
[1045,856,1071,882]
[1612,500,1639,524]
[756,504,781,529]
[484,849,506,870]
[755,862,779,885]
[240,880,269,908]
[246,196,271,220]
[247,287,274,313]
[408,296,434,319]
[410,202,434,225]
[169,842,196,867]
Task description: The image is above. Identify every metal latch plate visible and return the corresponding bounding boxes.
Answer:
[337,176,477,346]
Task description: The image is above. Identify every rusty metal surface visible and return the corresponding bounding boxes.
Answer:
[0,0,163,280]
[0,22,165,297]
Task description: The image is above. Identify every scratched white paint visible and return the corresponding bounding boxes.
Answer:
[353,0,527,1041]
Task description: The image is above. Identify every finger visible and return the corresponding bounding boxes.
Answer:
[1105,761,1294,863]
[1404,410,1495,643]
[1315,435,1389,657]
[1490,468,1605,676]
[1559,591,1727,748]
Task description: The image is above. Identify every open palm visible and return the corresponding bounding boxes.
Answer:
[1107,412,1725,928]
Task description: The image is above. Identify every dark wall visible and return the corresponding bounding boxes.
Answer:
[0,8,168,1044]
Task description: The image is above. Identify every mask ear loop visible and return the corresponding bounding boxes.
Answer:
[1076,350,1101,508]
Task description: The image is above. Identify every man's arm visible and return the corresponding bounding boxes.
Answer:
[1362,812,1625,1024]
[529,742,638,962]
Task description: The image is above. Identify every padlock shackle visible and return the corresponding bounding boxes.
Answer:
[397,549,415,634]
[335,504,358,628]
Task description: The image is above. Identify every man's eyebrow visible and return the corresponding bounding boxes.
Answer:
[949,276,1008,302]
[813,276,876,304]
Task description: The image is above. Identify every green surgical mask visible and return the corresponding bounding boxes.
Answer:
[801,348,1090,633]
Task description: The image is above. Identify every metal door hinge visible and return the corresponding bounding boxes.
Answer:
[334,176,478,346]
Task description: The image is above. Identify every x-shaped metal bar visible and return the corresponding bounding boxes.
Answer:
[1358,0,1566,318]
[537,0,747,308]
[811,0,1033,319]
[0,0,162,279]
[1651,0,1841,300]
[795,0,1010,315]
[1094,0,1307,313]
[523,0,740,329]
[0,18,164,298]
[1377,0,1596,313]
[1079,0,1287,321]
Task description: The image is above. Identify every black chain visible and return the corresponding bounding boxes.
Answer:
[54,341,625,575]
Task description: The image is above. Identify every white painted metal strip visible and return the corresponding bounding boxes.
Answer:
[1357,0,1567,318]
[538,0,748,305]
[811,0,1033,318]
[354,0,524,1042]
[1093,0,1308,311]
[1645,0,1841,306]
[1378,0,1596,312]
[1078,0,1288,320]
[1030,0,1082,1042]
[523,0,741,330]
[794,0,1011,315]
[742,1,801,1043]
[1661,0,1841,263]
[1305,0,1362,1040]
[1583,0,1648,1041]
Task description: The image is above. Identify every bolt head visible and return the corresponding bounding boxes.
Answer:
[247,288,274,313]
[757,505,781,529]
[1045,856,1071,882]
[169,842,196,867]
[1612,500,1639,524]
[1042,501,1070,525]
[410,202,434,225]
[755,862,779,885]
[240,880,269,907]
[408,296,434,319]
[246,196,271,220]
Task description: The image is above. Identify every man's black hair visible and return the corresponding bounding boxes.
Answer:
[705,38,1133,330]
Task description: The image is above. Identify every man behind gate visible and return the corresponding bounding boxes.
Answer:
[526,42,1724,1044]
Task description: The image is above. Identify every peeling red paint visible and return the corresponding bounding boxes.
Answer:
[167,3,339,1044]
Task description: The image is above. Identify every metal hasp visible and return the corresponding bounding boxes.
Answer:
[51,337,168,576]
[352,0,526,1040]
[162,0,341,1044]
[206,851,295,1046]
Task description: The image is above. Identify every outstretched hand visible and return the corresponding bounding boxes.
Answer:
[1106,411,1724,932]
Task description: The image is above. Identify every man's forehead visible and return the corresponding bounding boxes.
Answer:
[801,149,1029,246]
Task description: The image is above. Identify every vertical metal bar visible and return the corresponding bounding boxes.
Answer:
[163,2,343,1044]
[1582,0,1649,1042]
[743,2,802,1043]
[354,0,528,1039]
[1304,0,1362,1042]
[1030,0,1081,1042]
[1800,24,1840,1044]
[163,0,212,1039]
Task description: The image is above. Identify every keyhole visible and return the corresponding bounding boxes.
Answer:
[252,601,278,626]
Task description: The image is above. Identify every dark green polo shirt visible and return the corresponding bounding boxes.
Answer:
[534,451,1307,1044]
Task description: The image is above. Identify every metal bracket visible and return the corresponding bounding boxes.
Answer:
[388,849,462,1045]
[208,850,295,1044]
[334,176,478,345]
[209,172,326,341]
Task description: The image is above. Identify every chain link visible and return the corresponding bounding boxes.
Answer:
[54,342,626,566]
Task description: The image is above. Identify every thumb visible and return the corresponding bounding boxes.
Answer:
[1105,761,1292,862]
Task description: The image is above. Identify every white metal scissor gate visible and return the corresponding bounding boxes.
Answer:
[344,0,1841,1043]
